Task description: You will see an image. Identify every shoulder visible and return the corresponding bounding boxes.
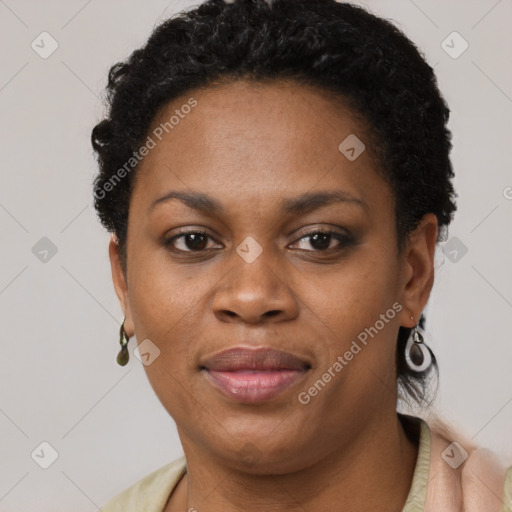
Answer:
[100,455,187,512]
[461,448,512,512]
[424,415,512,512]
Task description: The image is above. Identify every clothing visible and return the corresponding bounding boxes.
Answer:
[100,415,512,512]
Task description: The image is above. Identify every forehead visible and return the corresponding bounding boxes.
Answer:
[131,78,388,214]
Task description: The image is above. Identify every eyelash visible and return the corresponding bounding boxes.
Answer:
[162,228,354,254]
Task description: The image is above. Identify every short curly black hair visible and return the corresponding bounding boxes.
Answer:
[91,0,456,405]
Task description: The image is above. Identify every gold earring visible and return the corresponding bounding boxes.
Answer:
[116,319,130,366]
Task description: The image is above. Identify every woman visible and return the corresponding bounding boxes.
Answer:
[91,0,512,510]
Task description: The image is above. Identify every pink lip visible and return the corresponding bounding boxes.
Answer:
[201,347,310,403]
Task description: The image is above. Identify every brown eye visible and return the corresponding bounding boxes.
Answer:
[291,229,354,252]
[308,232,332,250]
[164,231,221,253]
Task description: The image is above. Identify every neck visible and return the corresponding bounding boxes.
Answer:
[167,412,419,512]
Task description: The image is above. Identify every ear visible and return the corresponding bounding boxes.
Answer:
[108,234,135,337]
[398,213,438,328]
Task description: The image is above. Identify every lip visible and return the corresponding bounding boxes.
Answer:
[201,347,311,403]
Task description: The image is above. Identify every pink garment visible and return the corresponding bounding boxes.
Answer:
[424,415,509,512]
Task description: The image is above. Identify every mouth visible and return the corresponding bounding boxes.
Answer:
[200,347,311,403]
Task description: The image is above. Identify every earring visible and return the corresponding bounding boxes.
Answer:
[116,319,130,366]
[405,315,432,373]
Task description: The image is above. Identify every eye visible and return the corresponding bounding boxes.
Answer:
[163,230,222,253]
[290,229,354,252]
[163,227,354,255]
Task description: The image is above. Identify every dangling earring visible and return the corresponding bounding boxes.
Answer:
[405,315,432,373]
[116,319,130,366]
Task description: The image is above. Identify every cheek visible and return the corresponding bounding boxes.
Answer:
[126,247,224,377]
[297,254,401,418]
[316,248,399,332]
[127,246,200,334]
[126,256,206,419]
[306,248,401,394]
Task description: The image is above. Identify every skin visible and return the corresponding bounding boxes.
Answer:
[109,79,437,512]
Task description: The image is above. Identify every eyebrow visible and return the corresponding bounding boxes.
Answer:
[148,190,369,216]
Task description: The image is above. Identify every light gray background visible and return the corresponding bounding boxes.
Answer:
[1,0,511,510]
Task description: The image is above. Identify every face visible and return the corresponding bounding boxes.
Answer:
[110,79,437,474]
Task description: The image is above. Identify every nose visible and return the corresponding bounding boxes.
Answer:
[211,251,299,325]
